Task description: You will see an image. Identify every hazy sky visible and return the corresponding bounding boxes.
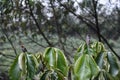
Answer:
[77,0,120,5]
[41,0,120,17]
[75,0,120,14]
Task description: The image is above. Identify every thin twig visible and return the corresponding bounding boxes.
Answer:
[27,36,46,48]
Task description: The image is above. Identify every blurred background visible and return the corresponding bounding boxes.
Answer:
[0,0,120,79]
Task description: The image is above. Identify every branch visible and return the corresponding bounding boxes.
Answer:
[27,36,46,48]
[0,9,17,56]
[59,2,120,60]
[49,0,67,55]
[26,0,53,47]
[49,1,63,43]
[74,0,94,17]
[0,28,17,56]
[72,28,85,41]
[100,35,120,60]
[59,3,95,27]
[92,0,101,41]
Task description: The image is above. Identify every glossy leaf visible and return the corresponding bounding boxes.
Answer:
[44,47,57,68]
[91,42,106,56]
[55,48,68,76]
[74,54,99,80]
[44,47,68,76]
[55,69,65,80]
[40,70,50,80]
[107,52,119,77]
[95,52,104,69]
[89,55,99,77]
[26,54,37,79]
[32,55,39,68]
[18,53,26,74]
[9,56,21,80]
[74,43,86,61]
[74,54,91,80]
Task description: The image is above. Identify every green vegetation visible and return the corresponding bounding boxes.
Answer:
[9,41,120,80]
[0,0,120,79]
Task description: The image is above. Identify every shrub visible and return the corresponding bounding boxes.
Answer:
[9,41,120,80]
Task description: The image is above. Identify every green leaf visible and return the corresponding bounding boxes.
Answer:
[18,53,26,74]
[103,72,114,80]
[32,55,39,68]
[55,69,65,80]
[89,55,99,77]
[74,43,86,61]
[26,54,37,79]
[74,54,91,80]
[40,70,50,80]
[95,52,104,69]
[107,52,119,77]
[9,56,21,80]
[44,47,68,76]
[44,47,57,68]
[91,42,106,55]
[55,48,68,76]
[93,72,100,80]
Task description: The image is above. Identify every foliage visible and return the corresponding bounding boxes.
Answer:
[1,0,120,79]
[9,52,38,80]
[9,41,120,80]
